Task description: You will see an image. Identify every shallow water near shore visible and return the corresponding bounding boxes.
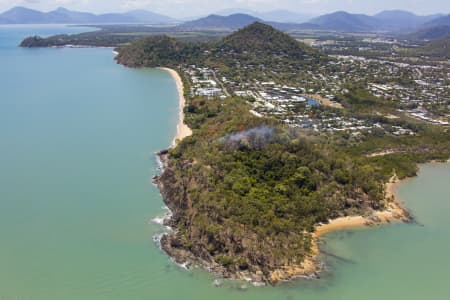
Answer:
[1,26,450,299]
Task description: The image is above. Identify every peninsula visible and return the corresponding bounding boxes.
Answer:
[22,22,450,284]
[115,23,448,284]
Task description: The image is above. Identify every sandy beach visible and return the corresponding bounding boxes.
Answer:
[315,174,410,237]
[159,67,193,147]
[269,174,412,282]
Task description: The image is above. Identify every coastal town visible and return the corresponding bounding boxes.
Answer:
[181,53,448,138]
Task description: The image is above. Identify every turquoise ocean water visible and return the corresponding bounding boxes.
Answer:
[0,25,449,300]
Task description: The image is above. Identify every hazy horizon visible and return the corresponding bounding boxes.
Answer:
[1,0,448,19]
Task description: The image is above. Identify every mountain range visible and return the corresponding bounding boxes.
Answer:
[422,14,450,28]
[180,13,321,31]
[407,25,450,40]
[308,10,444,32]
[0,6,174,24]
[1,6,448,36]
[214,8,312,23]
[373,10,442,31]
[181,14,261,30]
[179,11,448,37]
[180,10,448,33]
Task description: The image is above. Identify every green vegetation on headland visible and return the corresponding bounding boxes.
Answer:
[19,25,231,48]
[157,97,397,283]
[20,32,134,48]
[23,22,449,284]
[155,94,448,283]
[114,36,203,67]
[116,23,450,283]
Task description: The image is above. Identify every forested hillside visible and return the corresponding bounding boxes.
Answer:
[157,97,393,283]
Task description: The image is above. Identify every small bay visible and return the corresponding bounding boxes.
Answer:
[0,25,449,299]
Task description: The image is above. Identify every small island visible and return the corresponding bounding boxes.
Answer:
[21,22,450,284]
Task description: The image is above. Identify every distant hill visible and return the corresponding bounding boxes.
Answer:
[309,11,379,32]
[258,10,313,23]
[421,14,450,28]
[214,8,313,23]
[409,25,450,40]
[213,8,259,18]
[0,6,50,23]
[266,21,322,31]
[124,10,175,23]
[373,10,442,31]
[181,14,261,29]
[218,22,316,58]
[42,7,98,23]
[180,13,321,31]
[115,22,321,68]
[0,6,174,24]
[308,10,444,32]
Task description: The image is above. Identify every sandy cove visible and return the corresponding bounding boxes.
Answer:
[315,175,411,237]
[159,67,193,147]
[269,175,412,283]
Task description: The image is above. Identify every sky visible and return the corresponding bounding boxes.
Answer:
[0,0,448,18]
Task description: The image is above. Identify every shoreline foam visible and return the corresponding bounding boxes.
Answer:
[158,67,192,147]
[153,67,192,277]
